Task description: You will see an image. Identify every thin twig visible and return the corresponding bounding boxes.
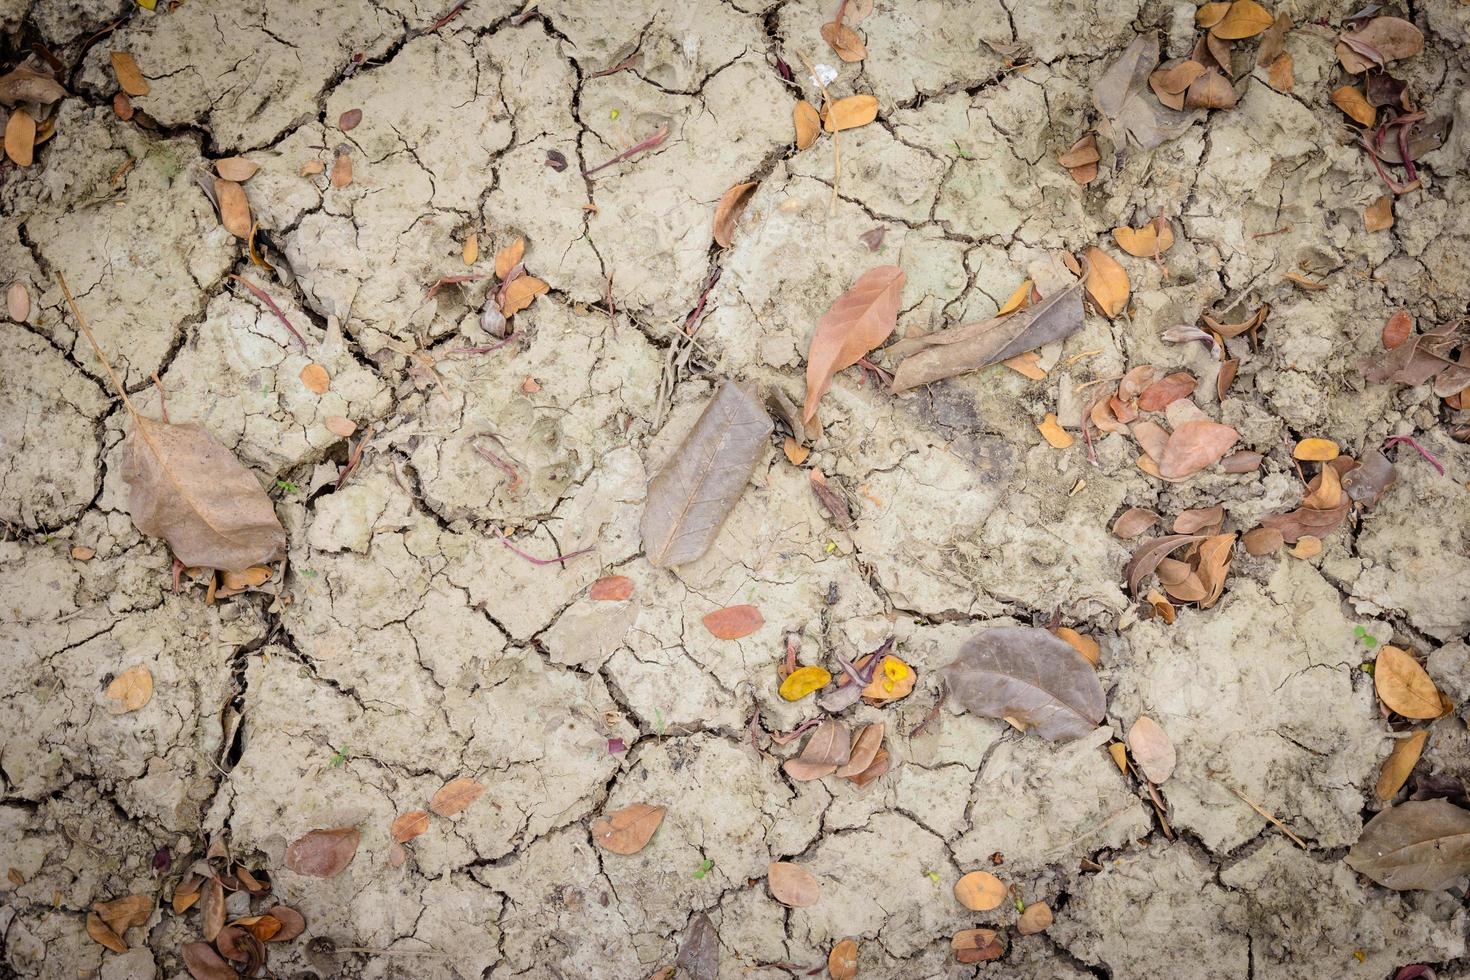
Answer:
[425,0,469,31]
[1383,435,1445,476]
[582,124,669,177]
[472,436,522,491]
[227,274,309,351]
[336,428,373,491]
[909,684,947,737]
[497,530,593,566]
[1218,779,1308,849]
[447,336,514,355]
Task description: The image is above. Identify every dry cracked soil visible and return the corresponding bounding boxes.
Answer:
[3,0,1470,977]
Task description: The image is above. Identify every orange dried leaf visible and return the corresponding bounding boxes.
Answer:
[1082,247,1129,319]
[820,20,866,62]
[1037,413,1074,449]
[1331,85,1376,127]
[299,363,330,394]
[495,237,526,279]
[1375,731,1428,801]
[803,265,905,422]
[390,810,430,843]
[953,870,1006,910]
[1267,51,1294,91]
[828,938,859,980]
[1293,438,1339,461]
[1113,217,1175,257]
[1057,134,1100,169]
[214,178,252,239]
[1017,902,1054,935]
[1375,647,1446,719]
[325,416,357,437]
[5,108,36,167]
[712,181,759,248]
[1289,535,1322,559]
[591,803,666,854]
[216,157,259,182]
[110,51,150,96]
[1364,195,1393,232]
[86,913,128,953]
[284,827,359,877]
[1382,310,1412,350]
[823,94,878,133]
[1055,627,1100,666]
[783,436,810,465]
[1212,0,1274,39]
[463,233,479,266]
[1196,2,1231,27]
[589,575,634,601]
[430,777,486,817]
[703,604,764,640]
[331,150,353,188]
[952,928,1004,964]
[1243,526,1283,555]
[767,861,820,907]
[997,279,1035,315]
[105,664,153,714]
[501,276,548,317]
[1159,420,1238,479]
[793,100,821,150]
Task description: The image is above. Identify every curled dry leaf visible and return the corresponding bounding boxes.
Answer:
[828,938,859,980]
[1211,0,1273,39]
[834,723,883,778]
[1126,715,1176,783]
[1093,32,1200,154]
[500,276,548,317]
[793,100,821,150]
[105,664,153,713]
[331,149,352,188]
[953,870,1006,911]
[86,912,128,953]
[5,108,36,167]
[495,237,525,279]
[783,436,810,465]
[820,21,866,62]
[1376,731,1429,801]
[1332,85,1377,127]
[592,803,666,854]
[1017,902,1054,935]
[110,51,150,96]
[1159,420,1239,479]
[589,575,634,601]
[391,810,430,843]
[1375,646,1446,720]
[1113,216,1175,257]
[767,861,820,907]
[1125,534,1207,596]
[703,604,763,640]
[284,827,359,877]
[1112,507,1160,538]
[182,942,237,980]
[1364,195,1393,232]
[265,905,305,942]
[1339,17,1424,72]
[1346,799,1470,890]
[641,382,773,567]
[941,626,1106,742]
[952,928,1004,964]
[1083,247,1129,318]
[804,265,904,421]
[1055,627,1100,666]
[1037,413,1074,449]
[1243,526,1283,555]
[712,181,758,248]
[216,157,259,182]
[822,94,878,133]
[430,777,485,816]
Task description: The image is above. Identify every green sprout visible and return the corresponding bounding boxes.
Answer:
[953,141,974,160]
[328,745,349,768]
[654,708,666,737]
[1353,625,1379,648]
[922,869,941,883]
[274,479,301,496]
[299,568,318,578]
[692,858,714,879]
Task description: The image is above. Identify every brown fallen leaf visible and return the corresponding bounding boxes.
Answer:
[1243,526,1283,556]
[1364,194,1393,232]
[1332,85,1377,127]
[784,720,850,781]
[589,575,634,601]
[1138,372,1196,411]
[1196,1,1230,27]
[1055,627,1101,666]
[300,159,325,176]
[641,382,773,567]
[834,723,883,778]
[823,94,879,133]
[500,276,548,317]
[1093,32,1200,155]
[1346,799,1470,890]
[941,626,1106,742]
[1338,17,1424,73]
[430,777,485,816]
[182,942,237,980]
[1083,247,1129,319]
[463,233,478,266]
[391,810,430,843]
[782,436,810,465]
[1126,716,1176,783]
[1150,61,1207,110]
[674,913,719,980]
[1058,133,1100,169]
[846,746,890,787]
[712,181,759,248]
[0,66,67,105]
[1376,731,1429,801]
[1037,413,1074,449]
[1382,310,1412,350]
[1196,532,1235,607]
[767,861,820,907]
[803,265,904,422]
[200,876,225,941]
[216,157,259,182]
[703,604,764,640]
[828,938,859,980]
[1017,902,1054,935]
[953,870,1006,911]
[1125,534,1207,595]
[1112,507,1160,538]
[952,928,1005,964]
[299,363,330,394]
[1284,271,1327,291]
[86,913,128,953]
[1159,420,1238,479]
[284,828,359,877]
[214,178,252,239]
[325,416,356,438]
[1264,50,1294,90]
[1375,646,1446,720]
[1212,0,1273,39]
[809,468,854,529]
[338,108,363,131]
[331,148,353,188]
[820,21,866,62]
[592,803,666,854]
[1186,68,1237,110]
[1113,216,1176,257]
[1221,450,1262,473]
[5,108,36,167]
[110,51,150,96]
[793,100,821,150]
[495,237,525,279]
[265,905,306,942]
[105,664,153,713]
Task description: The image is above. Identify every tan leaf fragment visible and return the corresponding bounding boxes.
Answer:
[767,861,820,907]
[110,51,150,96]
[86,913,128,953]
[712,181,759,248]
[804,265,905,422]
[820,20,866,61]
[284,828,360,877]
[495,236,525,279]
[592,803,666,854]
[1332,85,1376,127]
[1017,902,1053,935]
[823,94,879,133]
[1082,247,1129,319]
[1375,731,1429,801]
[430,777,486,816]
[1037,413,1074,449]
[500,276,548,317]
[953,870,1006,911]
[1375,647,1447,719]
[1126,715,1176,783]
[793,100,821,150]
[1364,195,1393,232]
[5,108,36,167]
[214,179,252,239]
[1113,216,1175,257]
[391,810,430,843]
[105,664,153,714]
[463,233,478,266]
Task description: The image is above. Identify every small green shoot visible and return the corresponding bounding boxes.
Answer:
[299,568,318,578]
[1353,625,1379,649]
[922,869,941,883]
[328,745,349,768]
[274,479,301,496]
[953,141,974,160]
[692,858,714,879]
[654,708,666,737]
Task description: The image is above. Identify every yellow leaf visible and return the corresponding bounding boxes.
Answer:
[1212,0,1274,39]
[1083,247,1130,319]
[1374,730,1428,800]
[779,665,831,701]
[500,276,548,317]
[823,95,879,133]
[1108,741,1129,772]
[997,279,1034,315]
[1112,217,1175,257]
[861,655,914,702]
[463,233,478,266]
[1331,86,1376,127]
[793,101,821,150]
[1292,437,1339,461]
[1375,646,1447,719]
[1037,413,1074,449]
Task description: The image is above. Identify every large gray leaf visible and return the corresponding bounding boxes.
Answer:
[675,912,719,980]
[1346,799,1470,890]
[122,419,287,572]
[1094,32,1201,154]
[887,277,1085,393]
[641,381,773,567]
[940,626,1105,742]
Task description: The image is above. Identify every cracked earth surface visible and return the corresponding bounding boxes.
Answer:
[3,0,1470,977]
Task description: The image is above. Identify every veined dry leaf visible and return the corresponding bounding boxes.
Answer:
[998,279,1036,315]
[199,876,226,942]
[1243,526,1283,555]
[1339,17,1424,72]
[1017,902,1053,935]
[1125,534,1207,595]
[767,861,820,907]
[265,905,305,942]
[1332,85,1376,127]
[1364,195,1393,232]
[1127,715,1176,783]
[284,828,359,877]
[501,276,548,317]
[1113,216,1176,257]
[834,723,883,778]
[1196,2,1230,27]
[713,181,758,247]
[823,94,878,133]
[1174,505,1224,534]
[589,575,634,600]
[641,382,773,567]
[1093,32,1200,154]
[94,895,152,935]
[172,875,202,914]
[110,51,150,96]
[828,938,859,980]
[391,810,430,843]
[1346,799,1470,890]
[1266,51,1294,90]
[5,108,36,167]
[703,604,763,640]
[1212,0,1273,39]
[86,913,128,953]
[952,928,1004,964]
[820,20,866,62]
[1382,311,1412,350]
[0,66,67,106]
[182,942,237,980]
[941,626,1106,742]
[785,719,850,780]
[804,265,904,421]
[888,276,1084,392]
[495,237,525,279]
[1138,372,1196,411]
[1159,420,1239,479]
[592,803,666,854]
[216,157,259,182]
[1083,247,1129,318]
[1187,68,1237,109]
[1377,731,1429,801]
[105,664,153,713]
[1375,647,1446,720]
[953,870,1006,911]
[675,913,719,980]
[1112,507,1160,538]
[793,100,821,150]
[431,777,485,816]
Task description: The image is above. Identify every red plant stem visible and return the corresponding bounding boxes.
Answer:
[227,275,308,351]
[582,125,669,177]
[910,686,948,738]
[336,432,370,490]
[497,530,593,566]
[426,0,469,31]
[495,263,524,307]
[447,336,513,355]
[472,439,522,490]
[1383,435,1445,476]
[424,273,488,301]
[682,267,721,335]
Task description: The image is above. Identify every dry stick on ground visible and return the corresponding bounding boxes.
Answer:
[1215,778,1308,849]
[794,50,841,213]
[582,124,670,177]
[227,274,309,351]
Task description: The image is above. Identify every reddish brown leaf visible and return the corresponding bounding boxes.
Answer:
[1124,535,1207,596]
[338,108,363,131]
[589,575,634,600]
[1111,507,1160,539]
[804,266,905,422]
[1159,420,1239,479]
[430,777,485,817]
[201,876,225,941]
[952,928,1005,964]
[712,181,758,248]
[283,827,359,877]
[703,604,764,640]
[86,913,128,953]
[264,905,305,942]
[1243,526,1284,555]
[767,861,820,907]
[391,810,430,843]
[1383,310,1412,350]
[1137,372,1198,411]
[591,803,666,854]
[182,942,237,980]
[820,20,866,61]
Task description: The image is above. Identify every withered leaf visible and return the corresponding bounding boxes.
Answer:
[797,720,851,770]
[430,777,485,816]
[0,66,67,106]
[1058,133,1100,168]
[793,100,821,150]
[703,604,764,640]
[1187,68,1237,109]
[94,894,152,935]
[110,51,150,96]
[182,942,237,980]
[847,746,890,786]
[1138,372,1196,411]
[1261,498,1349,543]
[201,875,225,941]
[767,861,820,907]
[888,275,1083,393]
[500,276,548,317]
[1342,449,1397,505]
[589,575,634,600]
[6,281,29,321]
[1093,32,1201,154]
[822,94,879,133]
[1127,715,1176,783]
[85,913,127,953]
[952,928,1004,964]
[216,157,259,182]
[1173,505,1223,534]
[941,626,1106,742]
[809,469,853,529]
[828,938,859,980]
[214,178,252,239]
[953,870,1006,911]
[641,382,773,567]
[675,912,719,980]
[1212,0,1273,39]
[1346,800,1470,890]
[1113,216,1176,257]
[1375,646,1446,720]
[1339,17,1424,72]
[1083,247,1129,319]
[1376,731,1429,801]
[1364,195,1393,232]
[1222,450,1262,473]
[338,108,362,131]
[591,803,666,854]
[1112,507,1160,539]
[105,664,153,713]
[5,108,35,167]
[1125,534,1207,596]
[834,723,883,778]
[495,237,525,279]
[1382,311,1412,350]
[284,827,360,877]
[712,181,758,248]
[1150,61,1206,108]
[1256,12,1292,67]
[1159,420,1239,479]
[804,265,904,421]
[1243,526,1283,555]
[120,419,286,572]
[265,905,305,942]
[391,810,430,843]
[1331,85,1376,127]
[331,148,352,188]
[820,20,866,62]
[1196,532,1235,607]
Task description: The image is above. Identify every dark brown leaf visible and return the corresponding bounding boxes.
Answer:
[641,382,774,567]
[1340,17,1424,72]
[283,828,359,878]
[1342,449,1397,505]
[1346,800,1470,890]
[182,941,237,980]
[941,626,1106,742]
[591,802,666,854]
[675,912,719,980]
[804,266,905,421]
[809,469,853,529]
